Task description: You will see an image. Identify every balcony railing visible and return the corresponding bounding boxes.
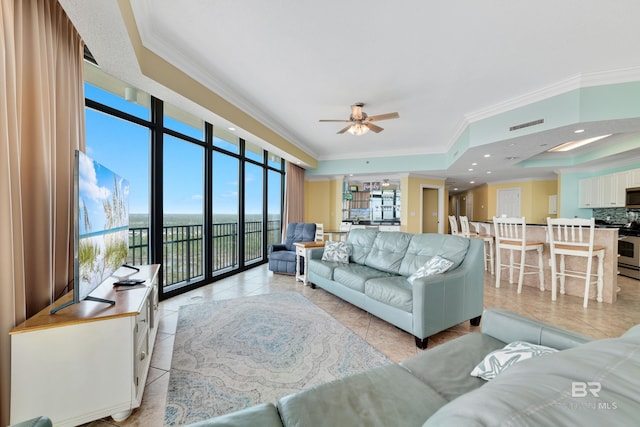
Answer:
[128,220,281,289]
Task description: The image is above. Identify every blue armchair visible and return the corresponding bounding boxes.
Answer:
[268,223,317,274]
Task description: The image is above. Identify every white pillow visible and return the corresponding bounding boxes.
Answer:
[470,341,558,380]
[321,241,351,263]
[407,256,454,284]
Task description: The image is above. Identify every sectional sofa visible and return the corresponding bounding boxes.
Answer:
[307,229,485,348]
[186,308,640,426]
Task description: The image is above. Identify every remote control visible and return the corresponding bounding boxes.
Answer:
[113,279,146,286]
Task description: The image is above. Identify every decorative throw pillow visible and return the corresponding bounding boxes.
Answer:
[407,255,454,284]
[470,341,558,380]
[321,241,351,263]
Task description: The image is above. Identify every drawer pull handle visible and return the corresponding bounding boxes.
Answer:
[140,351,146,361]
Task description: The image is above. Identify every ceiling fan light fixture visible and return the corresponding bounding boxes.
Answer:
[347,123,370,136]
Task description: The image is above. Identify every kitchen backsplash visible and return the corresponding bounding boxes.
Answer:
[593,207,640,224]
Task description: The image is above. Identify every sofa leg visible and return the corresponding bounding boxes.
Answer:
[415,337,428,349]
[470,315,482,327]
[310,283,316,289]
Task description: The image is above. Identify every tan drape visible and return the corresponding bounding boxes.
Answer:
[282,161,305,238]
[0,0,84,423]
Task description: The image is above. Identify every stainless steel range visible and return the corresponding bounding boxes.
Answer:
[619,227,640,280]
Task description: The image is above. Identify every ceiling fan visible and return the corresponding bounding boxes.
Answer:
[319,102,399,135]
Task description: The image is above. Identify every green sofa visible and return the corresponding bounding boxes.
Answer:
[308,229,485,348]
[185,308,640,427]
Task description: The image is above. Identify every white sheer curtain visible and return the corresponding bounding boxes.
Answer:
[282,161,305,239]
[0,1,84,423]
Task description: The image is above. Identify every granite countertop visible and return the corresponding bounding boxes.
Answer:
[344,220,401,226]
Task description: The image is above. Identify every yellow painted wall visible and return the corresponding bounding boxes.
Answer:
[486,179,558,223]
[304,178,343,230]
[305,175,447,234]
[402,176,447,233]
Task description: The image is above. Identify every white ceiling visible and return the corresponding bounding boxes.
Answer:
[60,0,640,191]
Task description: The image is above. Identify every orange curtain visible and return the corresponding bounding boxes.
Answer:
[0,0,84,423]
[282,161,305,238]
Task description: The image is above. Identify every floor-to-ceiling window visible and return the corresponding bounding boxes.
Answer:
[244,141,265,265]
[212,128,240,275]
[84,68,152,267]
[267,154,284,247]
[83,59,285,300]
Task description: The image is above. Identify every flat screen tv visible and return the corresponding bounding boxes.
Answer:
[51,150,130,313]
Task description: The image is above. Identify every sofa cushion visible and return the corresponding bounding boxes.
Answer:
[364,231,413,274]
[345,228,379,264]
[278,364,448,427]
[470,341,558,381]
[424,333,640,426]
[401,332,506,402]
[269,250,297,263]
[308,259,341,280]
[399,234,469,277]
[365,276,413,312]
[333,264,394,293]
[321,240,351,263]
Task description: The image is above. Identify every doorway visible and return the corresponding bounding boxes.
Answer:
[421,186,444,233]
[496,188,521,217]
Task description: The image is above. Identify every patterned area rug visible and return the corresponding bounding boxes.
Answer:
[164,292,390,425]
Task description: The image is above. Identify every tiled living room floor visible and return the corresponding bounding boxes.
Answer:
[85,266,640,426]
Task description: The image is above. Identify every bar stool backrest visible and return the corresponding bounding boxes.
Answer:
[493,216,527,247]
[448,215,459,235]
[459,216,473,237]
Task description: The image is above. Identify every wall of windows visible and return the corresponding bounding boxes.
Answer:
[84,62,285,299]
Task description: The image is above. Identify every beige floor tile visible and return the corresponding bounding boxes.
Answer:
[81,264,640,426]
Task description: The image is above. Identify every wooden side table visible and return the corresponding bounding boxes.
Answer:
[294,241,325,285]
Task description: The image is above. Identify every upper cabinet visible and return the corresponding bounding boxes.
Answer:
[579,170,630,208]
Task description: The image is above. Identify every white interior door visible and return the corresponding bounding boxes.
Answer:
[496,188,521,218]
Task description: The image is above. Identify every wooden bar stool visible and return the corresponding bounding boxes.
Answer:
[493,216,544,293]
[460,216,495,275]
[546,217,605,308]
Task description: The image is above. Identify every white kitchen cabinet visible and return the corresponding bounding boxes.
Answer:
[630,169,640,188]
[579,171,631,208]
[578,177,597,208]
[10,265,160,427]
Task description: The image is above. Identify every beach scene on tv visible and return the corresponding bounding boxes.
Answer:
[77,151,130,300]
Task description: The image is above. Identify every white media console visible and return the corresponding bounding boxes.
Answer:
[10,264,160,426]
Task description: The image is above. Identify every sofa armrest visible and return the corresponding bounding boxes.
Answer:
[269,244,288,253]
[183,403,283,427]
[481,307,592,349]
[411,238,485,338]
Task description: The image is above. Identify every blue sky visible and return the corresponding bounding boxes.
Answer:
[84,84,281,216]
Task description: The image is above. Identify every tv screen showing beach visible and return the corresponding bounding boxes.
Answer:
[77,151,130,301]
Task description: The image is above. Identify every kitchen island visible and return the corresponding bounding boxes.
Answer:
[471,221,619,304]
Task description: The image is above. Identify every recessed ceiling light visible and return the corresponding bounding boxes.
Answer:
[468,168,474,172]
[574,129,585,134]
[469,181,475,184]
[472,162,478,166]
[487,171,492,174]
[453,188,459,191]
[228,127,236,131]
[483,154,491,158]
[548,134,611,152]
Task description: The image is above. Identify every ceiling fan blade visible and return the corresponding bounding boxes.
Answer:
[368,112,399,122]
[337,125,352,134]
[366,123,384,133]
[319,119,351,122]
